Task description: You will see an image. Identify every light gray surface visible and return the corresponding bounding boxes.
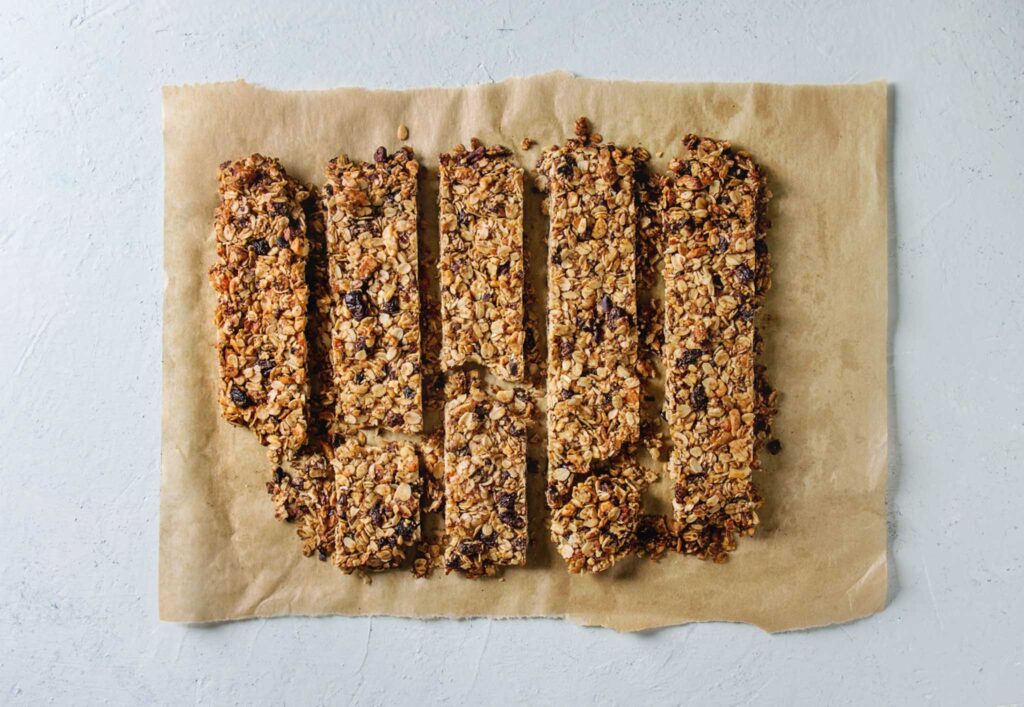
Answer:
[0,1,1021,704]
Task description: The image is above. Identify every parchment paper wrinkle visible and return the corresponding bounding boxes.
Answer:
[160,72,887,632]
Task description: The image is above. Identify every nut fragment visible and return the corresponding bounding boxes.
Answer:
[208,154,311,462]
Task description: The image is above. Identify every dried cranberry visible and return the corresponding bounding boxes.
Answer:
[344,290,369,320]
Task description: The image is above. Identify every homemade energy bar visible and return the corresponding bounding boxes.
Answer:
[333,438,421,571]
[550,462,642,574]
[438,142,526,382]
[538,119,644,507]
[443,371,528,577]
[266,448,337,561]
[209,154,310,461]
[661,134,770,560]
[323,147,422,434]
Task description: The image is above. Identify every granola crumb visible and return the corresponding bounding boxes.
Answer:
[520,137,535,150]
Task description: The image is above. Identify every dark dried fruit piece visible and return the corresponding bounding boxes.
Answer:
[230,384,253,409]
[343,290,369,320]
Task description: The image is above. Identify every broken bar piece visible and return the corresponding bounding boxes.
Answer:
[661,134,770,561]
[438,142,526,382]
[333,438,421,571]
[538,119,644,508]
[323,147,422,434]
[549,461,642,574]
[443,371,528,577]
[209,154,311,461]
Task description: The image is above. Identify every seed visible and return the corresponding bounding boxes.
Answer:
[396,124,409,141]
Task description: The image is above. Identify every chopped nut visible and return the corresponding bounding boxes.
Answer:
[520,137,535,150]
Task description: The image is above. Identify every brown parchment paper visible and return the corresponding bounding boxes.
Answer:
[160,72,888,632]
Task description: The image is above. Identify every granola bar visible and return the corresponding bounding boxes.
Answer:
[323,147,422,434]
[538,119,644,507]
[209,154,310,461]
[266,448,337,561]
[443,371,528,577]
[333,438,421,571]
[661,134,770,560]
[438,142,525,382]
[550,462,642,574]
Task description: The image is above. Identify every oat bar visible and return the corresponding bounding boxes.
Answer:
[438,142,526,382]
[209,154,310,461]
[538,119,644,507]
[661,135,770,560]
[333,438,421,571]
[550,462,642,574]
[323,147,422,434]
[443,371,528,577]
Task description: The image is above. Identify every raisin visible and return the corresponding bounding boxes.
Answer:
[368,503,383,526]
[508,361,518,377]
[249,238,270,256]
[257,358,275,376]
[317,549,328,562]
[276,235,289,248]
[395,518,416,540]
[456,210,470,227]
[386,412,404,428]
[689,383,708,412]
[344,290,369,320]
[496,260,510,276]
[466,146,486,165]
[680,348,702,366]
[374,146,388,163]
[599,294,612,313]
[230,384,253,409]
[557,155,576,178]
[558,337,573,358]
[402,386,415,399]
[382,296,400,314]
[273,467,288,484]
[767,439,782,455]
[736,264,754,284]
[272,202,289,216]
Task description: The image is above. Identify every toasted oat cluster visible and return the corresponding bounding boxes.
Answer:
[266,448,337,561]
[438,142,526,382]
[209,154,311,461]
[538,119,644,508]
[550,464,642,574]
[333,439,421,572]
[323,147,423,434]
[442,371,529,577]
[661,134,771,561]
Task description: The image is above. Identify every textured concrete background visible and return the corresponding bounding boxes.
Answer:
[1,1,1022,704]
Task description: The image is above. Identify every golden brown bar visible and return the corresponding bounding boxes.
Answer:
[208,154,310,461]
[538,119,644,508]
[438,142,525,382]
[323,147,422,434]
[661,134,770,561]
[442,371,528,577]
[333,439,421,571]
